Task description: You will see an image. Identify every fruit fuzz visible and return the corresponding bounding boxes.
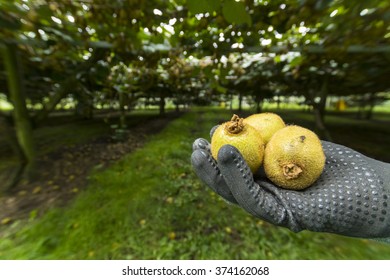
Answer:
[263,125,325,190]
[211,114,265,173]
[244,112,285,144]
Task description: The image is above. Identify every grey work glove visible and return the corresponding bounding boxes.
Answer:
[191,133,390,239]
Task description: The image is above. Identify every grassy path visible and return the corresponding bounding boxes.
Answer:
[1,109,390,259]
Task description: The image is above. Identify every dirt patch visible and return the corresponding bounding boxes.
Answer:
[0,113,181,231]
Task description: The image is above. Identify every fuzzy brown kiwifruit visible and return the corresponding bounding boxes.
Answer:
[244,112,286,144]
[263,125,325,190]
[211,114,265,173]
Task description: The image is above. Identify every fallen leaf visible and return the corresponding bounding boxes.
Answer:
[32,186,42,194]
[1,217,12,225]
[168,232,176,240]
[18,190,27,196]
[224,227,232,234]
[88,251,94,257]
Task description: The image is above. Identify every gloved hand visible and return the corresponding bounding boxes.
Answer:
[191,131,390,239]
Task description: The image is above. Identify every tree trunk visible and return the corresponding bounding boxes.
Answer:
[255,94,263,113]
[175,101,180,112]
[312,77,332,141]
[365,92,376,120]
[1,42,36,180]
[313,106,332,141]
[33,77,76,126]
[238,92,243,112]
[276,95,281,109]
[159,93,165,116]
[119,91,126,128]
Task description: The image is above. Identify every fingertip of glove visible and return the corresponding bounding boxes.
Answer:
[217,145,239,165]
[210,125,219,138]
[192,138,210,151]
[191,149,209,168]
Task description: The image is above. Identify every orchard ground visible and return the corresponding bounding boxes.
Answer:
[0,107,390,259]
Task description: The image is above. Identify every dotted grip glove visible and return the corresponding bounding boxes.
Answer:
[191,134,390,239]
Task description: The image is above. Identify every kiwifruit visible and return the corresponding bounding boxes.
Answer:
[263,125,325,190]
[244,112,286,144]
[211,114,265,173]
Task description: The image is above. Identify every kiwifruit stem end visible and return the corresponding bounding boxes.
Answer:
[282,163,302,179]
[225,114,245,134]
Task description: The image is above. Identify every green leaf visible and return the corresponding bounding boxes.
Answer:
[314,0,333,11]
[216,84,227,94]
[88,41,113,49]
[36,4,53,20]
[202,65,214,78]
[222,0,252,26]
[187,0,220,14]
[289,56,304,67]
[0,11,21,31]
[45,27,75,43]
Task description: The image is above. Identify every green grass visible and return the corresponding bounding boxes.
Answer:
[1,109,390,259]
